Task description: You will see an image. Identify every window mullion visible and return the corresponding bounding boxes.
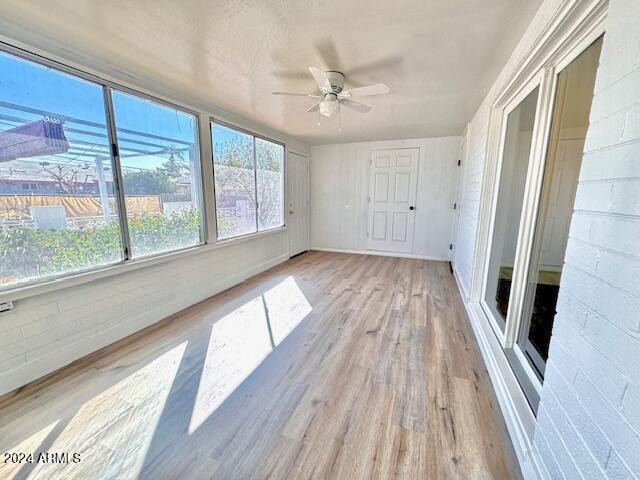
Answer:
[200,116,217,243]
[103,86,132,260]
[253,135,258,233]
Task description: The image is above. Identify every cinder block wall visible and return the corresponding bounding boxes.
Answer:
[533,0,640,477]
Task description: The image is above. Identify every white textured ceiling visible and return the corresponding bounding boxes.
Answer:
[0,0,541,145]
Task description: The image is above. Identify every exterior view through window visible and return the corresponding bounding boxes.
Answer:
[256,137,285,231]
[0,49,204,291]
[111,91,203,257]
[0,51,123,288]
[212,123,284,239]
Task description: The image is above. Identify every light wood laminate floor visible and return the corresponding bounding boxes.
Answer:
[0,251,521,479]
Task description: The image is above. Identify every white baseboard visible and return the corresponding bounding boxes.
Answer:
[451,273,547,480]
[217,253,290,292]
[311,247,449,262]
[453,267,470,302]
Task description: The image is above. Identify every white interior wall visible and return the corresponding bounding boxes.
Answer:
[310,137,460,260]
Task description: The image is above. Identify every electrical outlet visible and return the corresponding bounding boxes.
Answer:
[0,301,14,313]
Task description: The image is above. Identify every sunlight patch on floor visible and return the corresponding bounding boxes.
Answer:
[189,276,311,434]
[0,419,60,480]
[4,342,188,480]
[264,276,313,346]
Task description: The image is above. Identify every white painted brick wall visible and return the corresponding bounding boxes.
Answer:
[533,0,640,478]
[0,232,289,395]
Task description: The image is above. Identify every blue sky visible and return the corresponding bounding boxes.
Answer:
[0,50,197,172]
[0,50,278,176]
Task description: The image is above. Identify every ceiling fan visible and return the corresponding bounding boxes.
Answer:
[272,67,389,118]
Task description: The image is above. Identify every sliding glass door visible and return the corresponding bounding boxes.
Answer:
[516,38,603,380]
[481,37,603,410]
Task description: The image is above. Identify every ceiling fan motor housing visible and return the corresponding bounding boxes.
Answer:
[324,71,345,94]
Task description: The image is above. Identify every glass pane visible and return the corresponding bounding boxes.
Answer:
[484,87,539,330]
[0,51,122,289]
[212,124,257,239]
[518,38,602,378]
[111,91,203,257]
[256,138,284,231]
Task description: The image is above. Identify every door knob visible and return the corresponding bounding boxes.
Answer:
[289,210,294,214]
[409,206,415,210]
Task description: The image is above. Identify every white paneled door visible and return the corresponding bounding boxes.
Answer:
[287,151,310,256]
[367,148,419,254]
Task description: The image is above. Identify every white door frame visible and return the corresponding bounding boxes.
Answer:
[287,150,310,256]
[451,126,469,270]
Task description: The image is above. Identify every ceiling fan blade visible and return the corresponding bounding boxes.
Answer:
[340,99,371,113]
[306,102,321,112]
[308,67,331,92]
[339,83,389,99]
[272,92,321,98]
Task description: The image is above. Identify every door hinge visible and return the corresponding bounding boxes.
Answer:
[111,143,119,158]
[457,159,461,167]
[449,243,453,250]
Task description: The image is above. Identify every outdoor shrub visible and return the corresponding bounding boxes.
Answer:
[0,210,204,286]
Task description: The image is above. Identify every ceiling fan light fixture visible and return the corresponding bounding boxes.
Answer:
[319,94,340,118]
[273,66,388,121]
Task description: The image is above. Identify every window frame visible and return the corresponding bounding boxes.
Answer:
[210,118,286,241]
[479,72,546,347]
[0,41,208,296]
[108,86,207,258]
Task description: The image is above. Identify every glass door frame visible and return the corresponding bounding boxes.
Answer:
[479,69,548,346]
[476,23,606,410]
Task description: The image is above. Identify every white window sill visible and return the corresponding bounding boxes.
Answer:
[0,226,287,305]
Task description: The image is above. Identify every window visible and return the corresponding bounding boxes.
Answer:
[211,124,256,239]
[484,87,539,331]
[212,123,284,239]
[256,137,284,231]
[0,50,123,289]
[0,47,205,292]
[111,91,203,257]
